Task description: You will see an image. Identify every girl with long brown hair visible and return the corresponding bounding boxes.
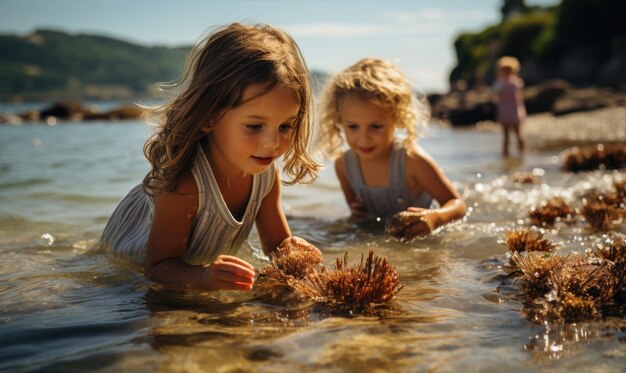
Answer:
[98,23,320,292]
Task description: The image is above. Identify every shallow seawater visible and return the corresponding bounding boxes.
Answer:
[1,118,625,372]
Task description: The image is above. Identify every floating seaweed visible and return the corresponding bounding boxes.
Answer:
[504,228,558,256]
[528,197,576,227]
[614,179,626,199]
[299,251,403,308]
[510,171,540,184]
[253,243,324,304]
[581,191,625,231]
[591,232,626,263]
[502,231,626,323]
[562,143,626,172]
[270,240,323,278]
[539,292,599,323]
[511,251,567,301]
[254,244,403,312]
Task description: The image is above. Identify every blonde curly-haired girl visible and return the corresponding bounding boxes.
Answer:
[318,58,466,240]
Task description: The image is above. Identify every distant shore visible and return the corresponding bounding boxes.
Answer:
[0,101,144,125]
[2,98,625,153]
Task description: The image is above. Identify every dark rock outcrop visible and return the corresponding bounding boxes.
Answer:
[1,101,143,124]
[430,81,626,126]
[523,80,570,114]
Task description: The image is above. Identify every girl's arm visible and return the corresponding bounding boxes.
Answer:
[335,156,369,220]
[145,171,255,291]
[402,147,467,237]
[255,166,320,257]
[255,167,291,256]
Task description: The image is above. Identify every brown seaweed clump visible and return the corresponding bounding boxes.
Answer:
[505,232,626,323]
[614,179,626,199]
[510,171,540,184]
[539,292,599,323]
[504,228,558,257]
[253,242,323,304]
[581,191,625,231]
[511,251,567,301]
[562,143,626,172]
[591,232,626,263]
[299,251,403,307]
[271,240,324,278]
[254,244,403,311]
[528,197,576,227]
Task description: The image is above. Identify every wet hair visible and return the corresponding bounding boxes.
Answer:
[142,22,320,196]
[497,56,521,74]
[317,57,430,158]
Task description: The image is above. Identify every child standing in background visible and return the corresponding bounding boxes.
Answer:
[493,56,526,157]
[317,58,466,240]
[97,23,320,292]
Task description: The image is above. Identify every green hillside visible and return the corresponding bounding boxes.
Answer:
[1,29,190,101]
[1,29,330,102]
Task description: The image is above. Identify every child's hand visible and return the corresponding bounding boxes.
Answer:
[349,197,369,221]
[201,255,256,291]
[403,207,440,239]
[387,207,440,241]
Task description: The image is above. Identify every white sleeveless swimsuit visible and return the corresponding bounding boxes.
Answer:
[97,147,275,267]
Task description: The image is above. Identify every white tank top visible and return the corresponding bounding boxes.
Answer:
[343,143,433,219]
[97,147,275,268]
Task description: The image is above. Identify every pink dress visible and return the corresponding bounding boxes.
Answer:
[493,77,526,126]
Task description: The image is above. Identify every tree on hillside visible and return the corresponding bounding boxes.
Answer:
[552,0,626,49]
[500,0,528,21]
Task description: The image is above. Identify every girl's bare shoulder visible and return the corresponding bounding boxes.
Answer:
[405,144,442,176]
[334,152,348,173]
[154,171,199,207]
[173,171,199,196]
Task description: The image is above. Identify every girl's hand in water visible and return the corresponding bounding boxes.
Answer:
[402,207,440,239]
[349,197,369,222]
[386,207,440,241]
[202,255,256,291]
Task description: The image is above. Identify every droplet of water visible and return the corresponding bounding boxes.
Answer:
[549,344,563,352]
[39,233,54,246]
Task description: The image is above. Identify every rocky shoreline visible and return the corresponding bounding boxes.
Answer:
[2,87,625,150]
[429,80,626,126]
[0,101,143,125]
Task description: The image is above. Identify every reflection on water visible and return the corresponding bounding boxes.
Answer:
[1,121,625,371]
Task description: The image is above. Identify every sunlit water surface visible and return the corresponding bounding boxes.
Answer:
[1,114,625,372]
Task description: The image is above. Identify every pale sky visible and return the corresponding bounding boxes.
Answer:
[1,0,559,92]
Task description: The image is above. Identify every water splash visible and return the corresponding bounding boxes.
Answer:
[38,233,55,246]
